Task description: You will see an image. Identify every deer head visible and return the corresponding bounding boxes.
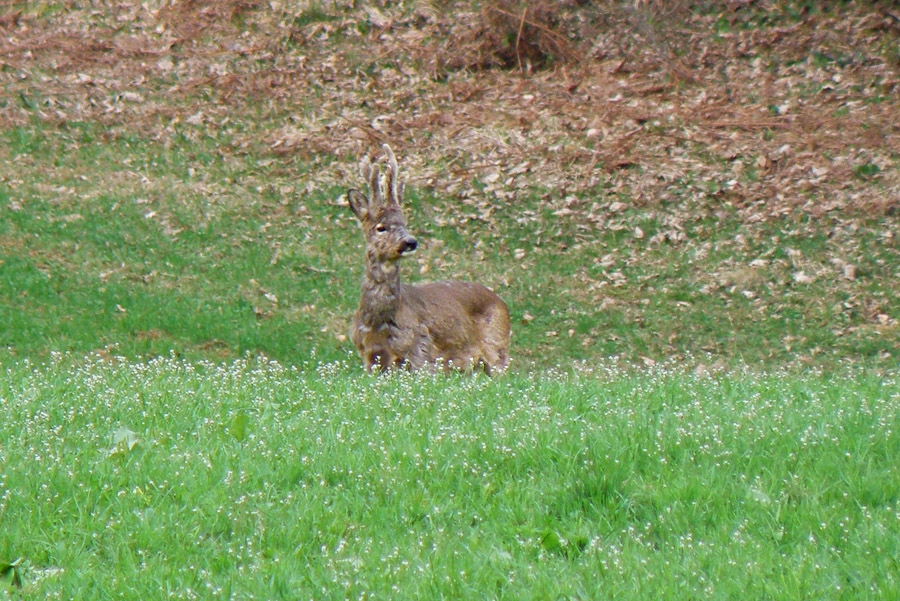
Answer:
[347,144,418,263]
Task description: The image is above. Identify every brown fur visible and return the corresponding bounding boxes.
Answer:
[347,145,510,374]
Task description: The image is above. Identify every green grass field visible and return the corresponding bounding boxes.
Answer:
[3,358,899,599]
[1,1,899,598]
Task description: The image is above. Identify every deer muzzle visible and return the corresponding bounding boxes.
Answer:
[400,236,418,255]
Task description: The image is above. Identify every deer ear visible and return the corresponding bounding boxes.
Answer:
[347,189,369,221]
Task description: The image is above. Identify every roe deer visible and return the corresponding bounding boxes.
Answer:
[346,144,510,374]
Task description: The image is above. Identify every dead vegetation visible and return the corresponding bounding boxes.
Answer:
[426,0,585,73]
[1,0,898,223]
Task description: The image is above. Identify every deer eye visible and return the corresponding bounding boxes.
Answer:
[375,224,388,233]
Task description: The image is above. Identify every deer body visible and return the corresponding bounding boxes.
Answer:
[347,145,510,374]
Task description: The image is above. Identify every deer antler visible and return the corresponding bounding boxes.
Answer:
[359,154,382,206]
[382,144,404,206]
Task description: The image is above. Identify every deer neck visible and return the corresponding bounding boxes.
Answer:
[358,253,403,329]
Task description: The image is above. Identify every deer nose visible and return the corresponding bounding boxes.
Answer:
[401,237,418,254]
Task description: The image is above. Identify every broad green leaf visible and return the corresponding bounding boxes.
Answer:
[228,413,250,442]
[0,558,23,589]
